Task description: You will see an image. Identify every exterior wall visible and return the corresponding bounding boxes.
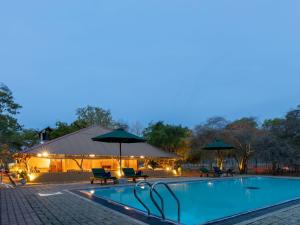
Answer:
[27,157,139,172]
[27,157,51,172]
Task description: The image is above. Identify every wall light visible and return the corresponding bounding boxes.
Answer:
[89,154,95,157]
[37,153,42,157]
[42,152,48,157]
[130,155,134,158]
[140,156,145,159]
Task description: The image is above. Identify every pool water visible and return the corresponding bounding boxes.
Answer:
[85,177,300,225]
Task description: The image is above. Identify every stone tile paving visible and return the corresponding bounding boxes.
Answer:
[1,179,300,225]
[1,182,144,225]
[236,205,300,225]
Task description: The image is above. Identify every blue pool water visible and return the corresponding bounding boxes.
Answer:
[84,177,300,225]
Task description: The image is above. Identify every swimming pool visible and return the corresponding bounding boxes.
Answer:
[77,177,300,225]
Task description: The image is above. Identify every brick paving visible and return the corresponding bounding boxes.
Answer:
[1,179,300,225]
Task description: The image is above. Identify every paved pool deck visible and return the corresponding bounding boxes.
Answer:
[1,177,300,225]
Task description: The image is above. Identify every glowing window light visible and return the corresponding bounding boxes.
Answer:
[89,154,95,157]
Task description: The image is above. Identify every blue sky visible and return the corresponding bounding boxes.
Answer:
[1,0,300,129]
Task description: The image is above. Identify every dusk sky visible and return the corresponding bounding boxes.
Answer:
[1,1,300,129]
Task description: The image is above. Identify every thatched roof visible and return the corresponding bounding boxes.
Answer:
[23,126,178,159]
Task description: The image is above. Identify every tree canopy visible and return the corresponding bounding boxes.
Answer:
[143,121,191,158]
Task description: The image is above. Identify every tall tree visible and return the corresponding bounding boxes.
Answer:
[49,106,128,139]
[255,133,296,174]
[49,122,80,140]
[75,105,114,128]
[0,84,22,170]
[143,121,191,158]
[191,117,229,163]
[0,83,22,149]
[285,106,300,148]
[225,117,261,174]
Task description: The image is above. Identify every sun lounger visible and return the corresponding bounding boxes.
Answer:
[90,168,117,184]
[213,167,223,177]
[200,167,210,177]
[213,167,235,177]
[122,168,148,182]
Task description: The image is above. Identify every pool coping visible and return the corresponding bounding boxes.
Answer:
[69,176,300,225]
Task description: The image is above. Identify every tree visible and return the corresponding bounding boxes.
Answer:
[0,83,22,149]
[49,122,80,140]
[284,106,300,148]
[255,133,296,174]
[190,117,229,163]
[143,121,191,158]
[225,117,261,174]
[48,106,129,139]
[76,105,114,128]
[0,84,23,170]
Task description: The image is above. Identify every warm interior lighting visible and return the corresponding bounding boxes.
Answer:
[89,154,95,157]
[42,152,48,157]
[37,153,42,157]
[140,155,145,159]
[130,155,134,158]
[166,167,170,171]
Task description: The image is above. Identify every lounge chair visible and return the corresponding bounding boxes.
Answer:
[122,168,148,182]
[200,167,210,177]
[225,168,235,176]
[90,168,117,184]
[213,167,223,177]
[213,167,235,177]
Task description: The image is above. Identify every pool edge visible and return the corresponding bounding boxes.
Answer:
[69,176,300,225]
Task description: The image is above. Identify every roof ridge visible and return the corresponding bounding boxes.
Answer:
[23,125,111,153]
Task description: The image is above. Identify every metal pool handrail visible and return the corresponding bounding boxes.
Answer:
[151,181,181,224]
[133,181,152,216]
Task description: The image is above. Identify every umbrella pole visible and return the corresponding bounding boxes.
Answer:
[119,143,122,177]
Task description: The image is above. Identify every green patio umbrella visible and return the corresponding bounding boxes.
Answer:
[92,128,146,176]
[202,139,234,169]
